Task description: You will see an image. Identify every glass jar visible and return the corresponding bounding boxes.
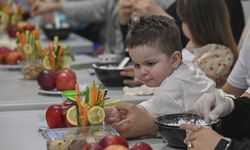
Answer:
[22,60,44,80]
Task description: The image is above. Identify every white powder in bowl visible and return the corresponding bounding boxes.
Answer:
[165,119,207,127]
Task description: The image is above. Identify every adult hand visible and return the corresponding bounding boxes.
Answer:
[133,0,172,18]
[112,103,158,138]
[119,0,135,25]
[104,106,122,125]
[180,123,223,150]
[120,66,143,87]
[31,1,61,17]
[192,91,235,121]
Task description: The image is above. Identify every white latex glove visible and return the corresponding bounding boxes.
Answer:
[193,90,235,121]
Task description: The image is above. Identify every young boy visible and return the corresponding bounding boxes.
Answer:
[105,15,218,132]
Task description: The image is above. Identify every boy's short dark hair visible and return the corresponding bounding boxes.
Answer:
[125,15,182,55]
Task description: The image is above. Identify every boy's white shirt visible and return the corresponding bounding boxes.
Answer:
[182,48,195,62]
[227,30,250,94]
[138,62,217,115]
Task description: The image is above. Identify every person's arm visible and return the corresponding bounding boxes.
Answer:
[61,0,110,23]
[31,1,62,17]
[119,0,134,25]
[241,92,250,98]
[219,96,250,140]
[133,0,173,19]
[222,82,245,97]
[223,29,250,96]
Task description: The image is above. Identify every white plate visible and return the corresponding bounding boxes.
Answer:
[0,64,23,70]
[38,88,61,95]
[38,84,87,96]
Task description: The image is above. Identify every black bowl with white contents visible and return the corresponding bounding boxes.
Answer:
[42,22,71,40]
[155,114,219,149]
[92,63,133,87]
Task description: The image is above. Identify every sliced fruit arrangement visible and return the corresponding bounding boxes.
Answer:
[41,36,74,71]
[15,27,40,62]
[0,2,23,28]
[45,81,121,129]
[73,81,108,127]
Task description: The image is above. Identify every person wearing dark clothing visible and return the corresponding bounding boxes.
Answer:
[226,0,245,43]
[181,95,250,150]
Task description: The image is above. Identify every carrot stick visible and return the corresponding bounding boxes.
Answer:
[57,46,64,62]
[42,48,47,59]
[18,43,25,60]
[16,32,21,42]
[75,84,79,96]
[82,103,89,126]
[32,30,40,40]
[98,91,104,102]
[21,34,26,45]
[91,84,97,107]
[75,84,89,126]
[49,50,55,71]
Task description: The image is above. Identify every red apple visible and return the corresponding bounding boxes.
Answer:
[0,54,4,64]
[56,68,77,91]
[82,143,103,150]
[57,68,76,79]
[6,51,19,65]
[130,142,152,150]
[104,145,128,150]
[37,70,57,90]
[7,26,19,38]
[23,24,35,32]
[99,135,128,148]
[46,104,66,128]
[0,47,11,64]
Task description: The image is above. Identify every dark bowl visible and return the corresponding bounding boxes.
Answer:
[42,23,71,40]
[155,114,219,149]
[92,63,133,87]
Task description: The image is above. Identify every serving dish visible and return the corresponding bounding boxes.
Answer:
[41,125,119,150]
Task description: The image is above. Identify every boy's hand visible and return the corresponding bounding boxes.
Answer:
[120,66,143,87]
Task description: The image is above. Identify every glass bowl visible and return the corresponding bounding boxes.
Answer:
[41,125,119,150]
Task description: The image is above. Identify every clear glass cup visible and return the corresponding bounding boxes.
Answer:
[22,60,43,80]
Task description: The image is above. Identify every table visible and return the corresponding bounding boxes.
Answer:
[0,110,180,150]
[0,55,150,111]
[0,32,93,54]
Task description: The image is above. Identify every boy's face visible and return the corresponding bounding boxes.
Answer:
[129,45,175,87]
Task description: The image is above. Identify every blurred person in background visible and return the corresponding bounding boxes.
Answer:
[177,0,238,88]
[30,0,172,58]
[31,0,124,56]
